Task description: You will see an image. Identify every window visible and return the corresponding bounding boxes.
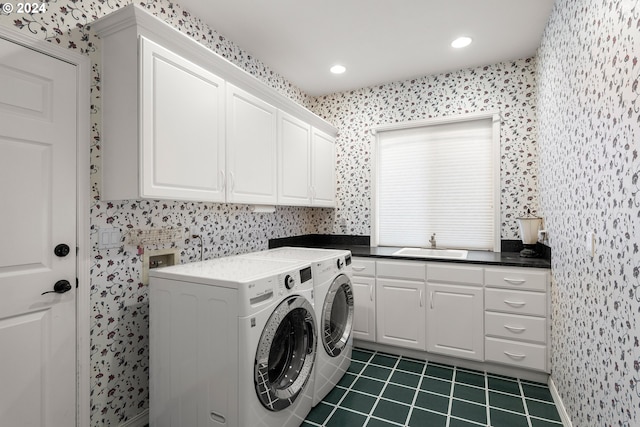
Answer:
[373,113,500,251]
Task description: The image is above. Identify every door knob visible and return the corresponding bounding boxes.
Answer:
[54,244,70,257]
[42,280,72,295]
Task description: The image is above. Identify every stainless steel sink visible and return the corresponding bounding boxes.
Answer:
[392,247,468,259]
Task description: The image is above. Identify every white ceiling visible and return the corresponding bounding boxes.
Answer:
[177,0,556,96]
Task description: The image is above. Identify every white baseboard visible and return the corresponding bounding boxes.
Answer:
[118,409,149,427]
[548,377,572,427]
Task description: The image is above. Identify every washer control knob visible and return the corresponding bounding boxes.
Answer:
[336,258,344,269]
[284,275,295,290]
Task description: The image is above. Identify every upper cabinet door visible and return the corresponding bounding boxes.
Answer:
[226,84,278,205]
[311,128,336,207]
[140,37,226,202]
[277,111,311,206]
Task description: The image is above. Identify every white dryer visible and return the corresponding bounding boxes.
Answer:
[243,247,354,406]
[148,255,317,427]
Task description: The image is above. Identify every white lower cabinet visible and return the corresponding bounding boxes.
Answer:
[426,282,484,361]
[353,257,550,375]
[375,260,426,350]
[351,258,376,341]
[484,266,549,372]
[377,278,426,350]
[426,264,484,361]
[352,276,376,341]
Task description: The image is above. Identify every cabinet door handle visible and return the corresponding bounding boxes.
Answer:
[503,324,526,333]
[353,266,366,272]
[430,291,434,309]
[220,170,226,188]
[504,351,527,360]
[504,278,526,285]
[369,284,373,302]
[229,171,235,192]
[504,299,526,308]
[419,290,424,307]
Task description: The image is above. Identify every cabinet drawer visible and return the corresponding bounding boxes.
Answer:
[427,263,483,286]
[377,260,426,281]
[485,288,546,316]
[351,258,376,277]
[485,337,547,371]
[485,268,547,291]
[485,312,546,344]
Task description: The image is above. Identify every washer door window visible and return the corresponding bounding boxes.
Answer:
[322,274,354,357]
[255,295,316,411]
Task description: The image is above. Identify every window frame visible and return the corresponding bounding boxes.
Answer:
[371,111,502,252]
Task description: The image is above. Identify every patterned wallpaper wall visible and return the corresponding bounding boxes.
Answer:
[1,1,332,425]
[309,58,540,239]
[537,0,640,425]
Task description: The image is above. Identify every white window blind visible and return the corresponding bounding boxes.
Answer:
[375,117,497,251]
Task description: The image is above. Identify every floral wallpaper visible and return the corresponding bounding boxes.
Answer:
[537,0,640,426]
[309,58,540,239]
[1,1,332,425]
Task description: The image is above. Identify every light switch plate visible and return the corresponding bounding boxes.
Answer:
[98,227,122,249]
[586,231,595,257]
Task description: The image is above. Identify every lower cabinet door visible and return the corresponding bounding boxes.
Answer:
[376,279,426,350]
[426,283,484,361]
[352,276,376,341]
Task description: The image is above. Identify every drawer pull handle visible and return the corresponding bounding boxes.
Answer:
[353,266,366,272]
[504,278,526,285]
[504,299,526,307]
[504,324,526,333]
[504,351,527,360]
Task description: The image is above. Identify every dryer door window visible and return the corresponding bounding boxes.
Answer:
[322,274,354,357]
[255,295,316,411]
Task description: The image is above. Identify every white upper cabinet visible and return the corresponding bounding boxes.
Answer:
[277,111,312,206]
[140,38,226,202]
[226,84,277,205]
[277,113,337,207]
[92,5,337,204]
[311,128,336,207]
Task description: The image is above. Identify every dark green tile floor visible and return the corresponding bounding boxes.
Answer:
[303,348,562,427]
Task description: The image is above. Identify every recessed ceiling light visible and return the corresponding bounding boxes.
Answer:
[451,36,472,49]
[330,64,346,74]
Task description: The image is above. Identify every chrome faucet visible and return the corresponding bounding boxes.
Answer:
[429,233,436,249]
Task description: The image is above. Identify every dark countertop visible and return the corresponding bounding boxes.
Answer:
[269,235,551,269]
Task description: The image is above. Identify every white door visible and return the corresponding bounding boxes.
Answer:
[0,37,77,426]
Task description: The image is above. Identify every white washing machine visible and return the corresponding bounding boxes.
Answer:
[148,255,317,427]
[243,247,354,406]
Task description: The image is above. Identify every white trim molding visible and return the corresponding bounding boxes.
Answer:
[548,376,573,427]
[0,25,92,427]
[118,409,149,427]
